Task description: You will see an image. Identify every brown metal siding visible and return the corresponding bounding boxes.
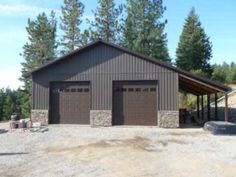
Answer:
[50,82,90,124]
[32,44,179,111]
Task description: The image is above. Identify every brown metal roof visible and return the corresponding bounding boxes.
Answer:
[23,39,230,93]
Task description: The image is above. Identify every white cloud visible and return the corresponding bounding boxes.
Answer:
[0,3,93,20]
[0,69,23,90]
[0,4,60,18]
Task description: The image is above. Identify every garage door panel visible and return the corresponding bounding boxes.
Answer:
[113,81,158,126]
[50,82,90,124]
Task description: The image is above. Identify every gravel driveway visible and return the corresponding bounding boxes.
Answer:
[0,122,236,177]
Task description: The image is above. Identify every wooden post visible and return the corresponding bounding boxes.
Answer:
[225,92,228,122]
[201,95,204,120]
[207,94,210,121]
[197,95,200,119]
[215,93,218,121]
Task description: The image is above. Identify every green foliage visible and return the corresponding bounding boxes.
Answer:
[89,0,122,43]
[179,92,207,111]
[19,87,31,118]
[122,0,170,62]
[211,62,236,84]
[20,12,57,118]
[21,12,57,72]
[190,69,209,78]
[2,94,14,120]
[0,89,6,120]
[232,70,236,83]
[179,93,196,111]
[60,0,84,54]
[176,7,212,77]
[80,29,91,46]
[0,88,23,121]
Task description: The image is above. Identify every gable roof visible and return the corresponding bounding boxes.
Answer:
[23,39,230,93]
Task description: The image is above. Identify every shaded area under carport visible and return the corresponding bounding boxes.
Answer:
[179,74,231,122]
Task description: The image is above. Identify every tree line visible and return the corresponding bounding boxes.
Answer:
[0,0,234,120]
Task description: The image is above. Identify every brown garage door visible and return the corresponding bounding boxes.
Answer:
[50,82,90,124]
[113,81,158,126]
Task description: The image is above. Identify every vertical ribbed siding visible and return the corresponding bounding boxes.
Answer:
[32,44,179,111]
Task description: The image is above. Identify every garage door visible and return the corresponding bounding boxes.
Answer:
[113,81,157,126]
[50,82,90,124]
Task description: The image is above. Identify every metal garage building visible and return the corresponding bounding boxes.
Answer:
[24,40,230,128]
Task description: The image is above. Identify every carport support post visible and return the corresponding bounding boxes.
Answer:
[207,94,211,121]
[201,95,204,121]
[215,93,218,120]
[225,92,228,122]
[197,95,200,119]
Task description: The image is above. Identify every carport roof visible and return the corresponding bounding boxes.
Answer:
[23,39,231,94]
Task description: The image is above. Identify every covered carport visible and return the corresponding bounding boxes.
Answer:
[178,73,231,123]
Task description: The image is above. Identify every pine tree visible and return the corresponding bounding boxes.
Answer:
[89,0,122,43]
[20,12,57,118]
[60,0,84,54]
[0,89,5,121]
[21,12,57,72]
[2,89,14,120]
[122,0,170,62]
[122,0,137,49]
[80,29,90,46]
[176,7,212,76]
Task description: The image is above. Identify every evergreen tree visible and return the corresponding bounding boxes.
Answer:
[176,8,212,76]
[80,29,90,46]
[60,0,84,54]
[21,12,57,72]
[0,89,5,121]
[20,12,57,118]
[89,0,122,43]
[122,0,170,62]
[122,0,137,49]
[0,88,24,120]
[2,89,14,120]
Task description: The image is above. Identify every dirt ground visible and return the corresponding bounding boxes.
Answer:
[0,122,236,177]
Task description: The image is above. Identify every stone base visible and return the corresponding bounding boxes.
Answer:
[90,110,112,127]
[158,111,179,128]
[31,109,48,125]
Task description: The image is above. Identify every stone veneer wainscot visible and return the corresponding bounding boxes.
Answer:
[158,111,179,128]
[90,110,112,127]
[31,109,49,125]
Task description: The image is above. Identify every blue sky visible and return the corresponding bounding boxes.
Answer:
[0,0,235,89]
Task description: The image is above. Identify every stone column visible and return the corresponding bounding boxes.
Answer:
[158,111,179,128]
[31,109,49,125]
[90,110,112,127]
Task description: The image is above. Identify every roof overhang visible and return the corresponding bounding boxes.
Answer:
[179,74,229,95]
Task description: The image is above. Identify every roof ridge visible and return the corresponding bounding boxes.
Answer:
[23,39,230,92]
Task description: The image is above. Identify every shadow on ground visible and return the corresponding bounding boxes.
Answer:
[0,129,8,134]
[0,152,29,156]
